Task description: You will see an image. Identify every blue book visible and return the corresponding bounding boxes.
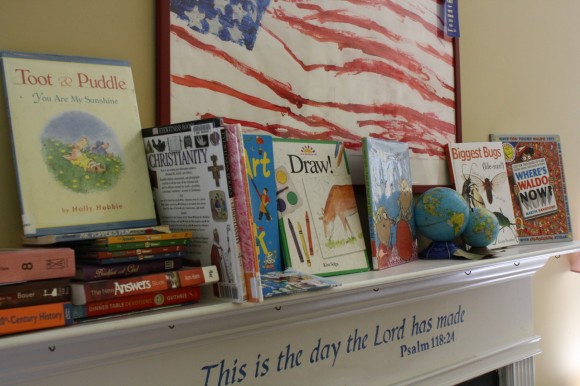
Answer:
[243,134,282,273]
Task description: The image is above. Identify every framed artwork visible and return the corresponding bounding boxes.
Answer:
[156,0,462,191]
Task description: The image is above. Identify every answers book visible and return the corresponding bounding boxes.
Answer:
[0,51,157,237]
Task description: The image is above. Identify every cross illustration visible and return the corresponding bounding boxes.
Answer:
[207,154,224,187]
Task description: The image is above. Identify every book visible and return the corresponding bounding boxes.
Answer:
[224,124,262,303]
[272,138,370,276]
[243,133,282,274]
[71,265,218,305]
[0,248,75,284]
[73,245,185,260]
[21,225,171,246]
[70,238,190,252]
[490,134,573,244]
[0,51,157,237]
[446,141,519,248]
[88,230,192,245]
[72,286,201,320]
[76,251,186,265]
[142,119,247,303]
[0,302,73,336]
[0,278,71,309]
[362,137,418,269]
[261,269,341,298]
[75,258,182,281]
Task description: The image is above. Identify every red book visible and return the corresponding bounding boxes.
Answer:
[0,302,73,336]
[0,248,75,284]
[72,286,201,319]
[71,265,218,305]
[75,245,185,260]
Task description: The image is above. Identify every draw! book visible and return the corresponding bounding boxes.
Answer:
[490,134,573,244]
[272,138,369,276]
[0,51,157,237]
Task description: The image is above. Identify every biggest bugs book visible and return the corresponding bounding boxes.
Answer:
[446,142,519,248]
[0,51,157,237]
[272,138,369,276]
[490,134,573,244]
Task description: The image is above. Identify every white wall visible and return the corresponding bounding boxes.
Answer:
[459,2,580,384]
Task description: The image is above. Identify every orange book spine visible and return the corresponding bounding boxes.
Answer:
[98,231,193,245]
[0,302,73,336]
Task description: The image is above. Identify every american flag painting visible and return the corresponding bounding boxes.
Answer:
[157,0,459,187]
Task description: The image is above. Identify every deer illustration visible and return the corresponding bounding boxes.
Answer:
[319,185,358,241]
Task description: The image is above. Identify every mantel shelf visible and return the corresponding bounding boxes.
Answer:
[2,241,579,385]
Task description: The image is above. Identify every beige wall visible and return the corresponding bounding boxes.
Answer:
[1,1,579,384]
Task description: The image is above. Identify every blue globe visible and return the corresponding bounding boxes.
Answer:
[461,207,500,247]
[414,187,470,241]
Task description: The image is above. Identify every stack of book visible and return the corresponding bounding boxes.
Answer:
[63,230,218,320]
[0,248,75,336]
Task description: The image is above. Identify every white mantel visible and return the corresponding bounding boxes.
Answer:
[2,241,579,386]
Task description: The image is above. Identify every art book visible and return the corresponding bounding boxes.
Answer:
[0,51,157,237]
[142,119,247,302]
[446,141,519,248]
[490,134,573,244]
[243,133,282,274]
[362,138,418,270]
[272,138,370,276]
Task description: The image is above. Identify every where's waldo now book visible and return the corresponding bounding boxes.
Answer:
[446,141,519,249]
[272,138,369,276]
[490,134,573,244]
[0,51,157,237]
[243,133,282,274]
[362,138,418,270]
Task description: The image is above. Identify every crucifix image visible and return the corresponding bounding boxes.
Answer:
[208,154,224,187]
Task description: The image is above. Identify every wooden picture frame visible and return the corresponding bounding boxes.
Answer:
[155,0,462,191]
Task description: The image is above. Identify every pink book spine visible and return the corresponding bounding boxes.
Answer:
[224,124,262,302]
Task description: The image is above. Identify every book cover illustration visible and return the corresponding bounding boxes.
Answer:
[0,51,157,237]
[243,134,282,274]
[142,120,247,302]
[490,134,573,244]
[446,141,519,248]
[362,138,418,270]
[273,138,369,276]
[224,124,262,302]
[261,269,341,298]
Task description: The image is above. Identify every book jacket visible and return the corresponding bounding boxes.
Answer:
[362,138,418,270]
[446,141,519,248]
[0,51,157,237]
[224,124,262,302]
[490,134,573,244]
[142,120,247,302]
[243,134,282,274]
[272,138,369,276]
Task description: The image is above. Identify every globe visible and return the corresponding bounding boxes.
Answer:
[414,187,470,242]
[461,207,500,248]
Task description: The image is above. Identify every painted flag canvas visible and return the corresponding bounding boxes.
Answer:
[158,0,459,187]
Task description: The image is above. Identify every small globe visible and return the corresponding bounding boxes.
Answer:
[461,207,500,247]
[414,187,470,241]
